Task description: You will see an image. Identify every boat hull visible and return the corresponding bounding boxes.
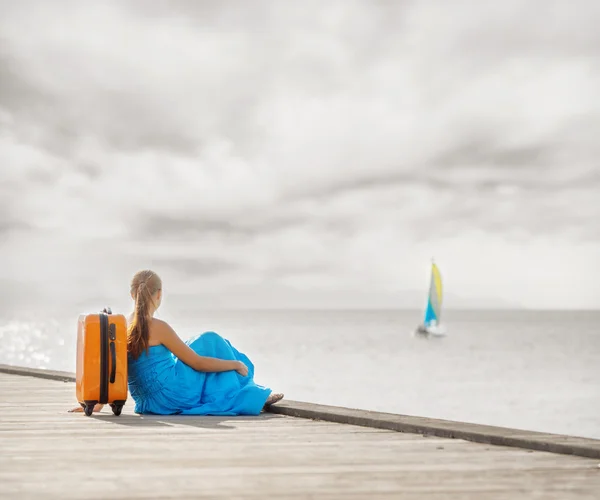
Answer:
[414,324,447,337]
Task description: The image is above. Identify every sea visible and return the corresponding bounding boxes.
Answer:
[1,308,598,440]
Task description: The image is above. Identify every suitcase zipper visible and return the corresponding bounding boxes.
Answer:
[99,313,109,404]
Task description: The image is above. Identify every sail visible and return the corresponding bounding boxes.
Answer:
[423,262,443,326]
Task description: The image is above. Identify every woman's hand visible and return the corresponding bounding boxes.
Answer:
[235,361,249,377]
[68,403,104,413]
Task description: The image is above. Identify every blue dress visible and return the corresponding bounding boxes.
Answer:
[127,331,272,415]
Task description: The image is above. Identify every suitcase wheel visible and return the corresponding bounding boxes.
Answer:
[110,404,123,416]
[84,404,95,417]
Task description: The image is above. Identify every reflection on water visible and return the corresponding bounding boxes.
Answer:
[0,319,64,368]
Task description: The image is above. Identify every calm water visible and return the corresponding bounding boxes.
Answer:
[1,308,598,439]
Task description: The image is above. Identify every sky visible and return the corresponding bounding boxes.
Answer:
[1,0,599,312]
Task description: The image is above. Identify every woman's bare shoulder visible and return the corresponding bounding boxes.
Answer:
[148,318,176,344]
[150,318,172,331]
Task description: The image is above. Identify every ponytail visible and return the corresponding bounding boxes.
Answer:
[127,270,162,359]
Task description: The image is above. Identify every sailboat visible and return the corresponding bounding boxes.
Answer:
[414,259,447,337]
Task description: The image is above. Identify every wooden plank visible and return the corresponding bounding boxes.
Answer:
[0,373,599,499]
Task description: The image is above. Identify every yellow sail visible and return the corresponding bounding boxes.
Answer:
[432,263,443,308]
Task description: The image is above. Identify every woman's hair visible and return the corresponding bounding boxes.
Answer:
[127,269,162,359]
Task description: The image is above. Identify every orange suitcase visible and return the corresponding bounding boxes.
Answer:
[76,308,128,416]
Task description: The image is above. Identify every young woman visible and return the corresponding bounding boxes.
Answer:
[70,269,283,415]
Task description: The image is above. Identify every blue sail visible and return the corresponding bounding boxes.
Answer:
[424,298,437,326]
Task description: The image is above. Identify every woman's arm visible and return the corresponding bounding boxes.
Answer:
[157,321,248,376]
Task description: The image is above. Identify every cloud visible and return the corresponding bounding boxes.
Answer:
[0,213,31,240]
[0,52,48,115]
[135,211,307,242]
[0,0,599,310]
[149,256,240,278]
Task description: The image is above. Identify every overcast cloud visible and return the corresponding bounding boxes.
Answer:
[1,0,599,311]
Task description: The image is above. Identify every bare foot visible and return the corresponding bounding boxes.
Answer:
[264,393,284,406]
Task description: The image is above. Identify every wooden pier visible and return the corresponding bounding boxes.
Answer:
[0,366,598,499]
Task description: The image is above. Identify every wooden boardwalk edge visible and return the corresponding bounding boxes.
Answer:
[268,401,600,460]
[2,363,599,460]
[0,363,75,382]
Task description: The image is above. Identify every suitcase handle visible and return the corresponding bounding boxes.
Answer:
[109,341,116,384]
[102,307,112,314]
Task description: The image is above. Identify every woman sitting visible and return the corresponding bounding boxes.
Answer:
[71,269,283,415]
